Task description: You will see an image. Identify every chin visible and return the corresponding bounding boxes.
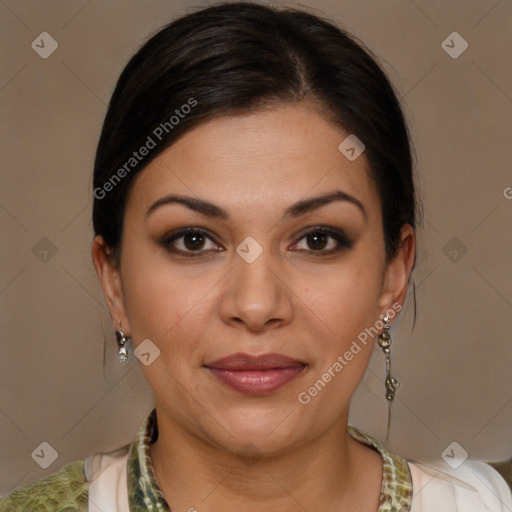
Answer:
[207,407,306,456]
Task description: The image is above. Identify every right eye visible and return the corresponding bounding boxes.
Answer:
[160,228,223,257]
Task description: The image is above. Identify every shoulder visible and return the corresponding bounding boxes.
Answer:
[408,458,512,511]
[0,459,88,512]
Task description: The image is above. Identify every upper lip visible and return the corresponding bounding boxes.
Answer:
[204,352,307,370]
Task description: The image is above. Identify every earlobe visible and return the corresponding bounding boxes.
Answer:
[91,236,130,333]
[378,224,416,316]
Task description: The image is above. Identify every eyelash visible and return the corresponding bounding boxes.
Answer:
[160,226,354,258]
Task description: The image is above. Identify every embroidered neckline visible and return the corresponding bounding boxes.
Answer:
[126,409,412,511]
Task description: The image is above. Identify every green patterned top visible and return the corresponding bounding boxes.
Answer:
[0,409,413,511]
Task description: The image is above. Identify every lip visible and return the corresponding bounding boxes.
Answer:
[205,352,307,370]
[204,352,308,395]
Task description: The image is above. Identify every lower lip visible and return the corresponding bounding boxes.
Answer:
[206,366,307,395]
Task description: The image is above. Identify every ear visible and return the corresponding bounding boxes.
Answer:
[91,235,131,334]
[378,224,416,318]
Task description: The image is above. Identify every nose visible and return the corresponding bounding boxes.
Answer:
[218,247,294,333]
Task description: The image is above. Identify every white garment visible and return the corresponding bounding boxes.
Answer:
[84,448,512,511]
[408,458,512,511]
[84,445,130,512]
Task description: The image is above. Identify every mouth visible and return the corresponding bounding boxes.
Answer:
[203,352,308,395]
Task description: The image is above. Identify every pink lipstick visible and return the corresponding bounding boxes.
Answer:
[204,352,307,395]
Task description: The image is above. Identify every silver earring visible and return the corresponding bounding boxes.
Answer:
[115,322,129,363]
[377,315,400,401]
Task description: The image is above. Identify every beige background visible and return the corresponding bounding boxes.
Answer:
[1,0,511,497]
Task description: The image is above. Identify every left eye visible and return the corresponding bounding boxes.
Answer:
[291,228,353,254]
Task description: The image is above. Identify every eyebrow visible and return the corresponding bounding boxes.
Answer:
[146,190,367,222]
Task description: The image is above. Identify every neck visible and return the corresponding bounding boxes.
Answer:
[149,406,383,512]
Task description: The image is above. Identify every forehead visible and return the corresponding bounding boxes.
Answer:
[125,103,380,222]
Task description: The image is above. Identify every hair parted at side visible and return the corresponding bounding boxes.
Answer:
[92,1,421,274]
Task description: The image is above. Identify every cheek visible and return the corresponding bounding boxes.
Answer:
[296,265,380,413]
[120,247,213,350]
[304,256,383,334]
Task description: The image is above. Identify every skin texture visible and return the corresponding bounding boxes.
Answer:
[92,102,415,511]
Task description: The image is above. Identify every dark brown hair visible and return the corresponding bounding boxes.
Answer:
[93,0,421,292]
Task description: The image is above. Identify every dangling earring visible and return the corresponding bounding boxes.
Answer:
[378,314,400,437]
[115,321,129,363]
[378,315,400,401]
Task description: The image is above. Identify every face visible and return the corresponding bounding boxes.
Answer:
[93,102,414,456]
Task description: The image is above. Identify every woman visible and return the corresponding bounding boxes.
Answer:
[1,2,510,510]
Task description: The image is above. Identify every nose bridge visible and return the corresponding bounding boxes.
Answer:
[233,235,279,299]
[220,234,292,329]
